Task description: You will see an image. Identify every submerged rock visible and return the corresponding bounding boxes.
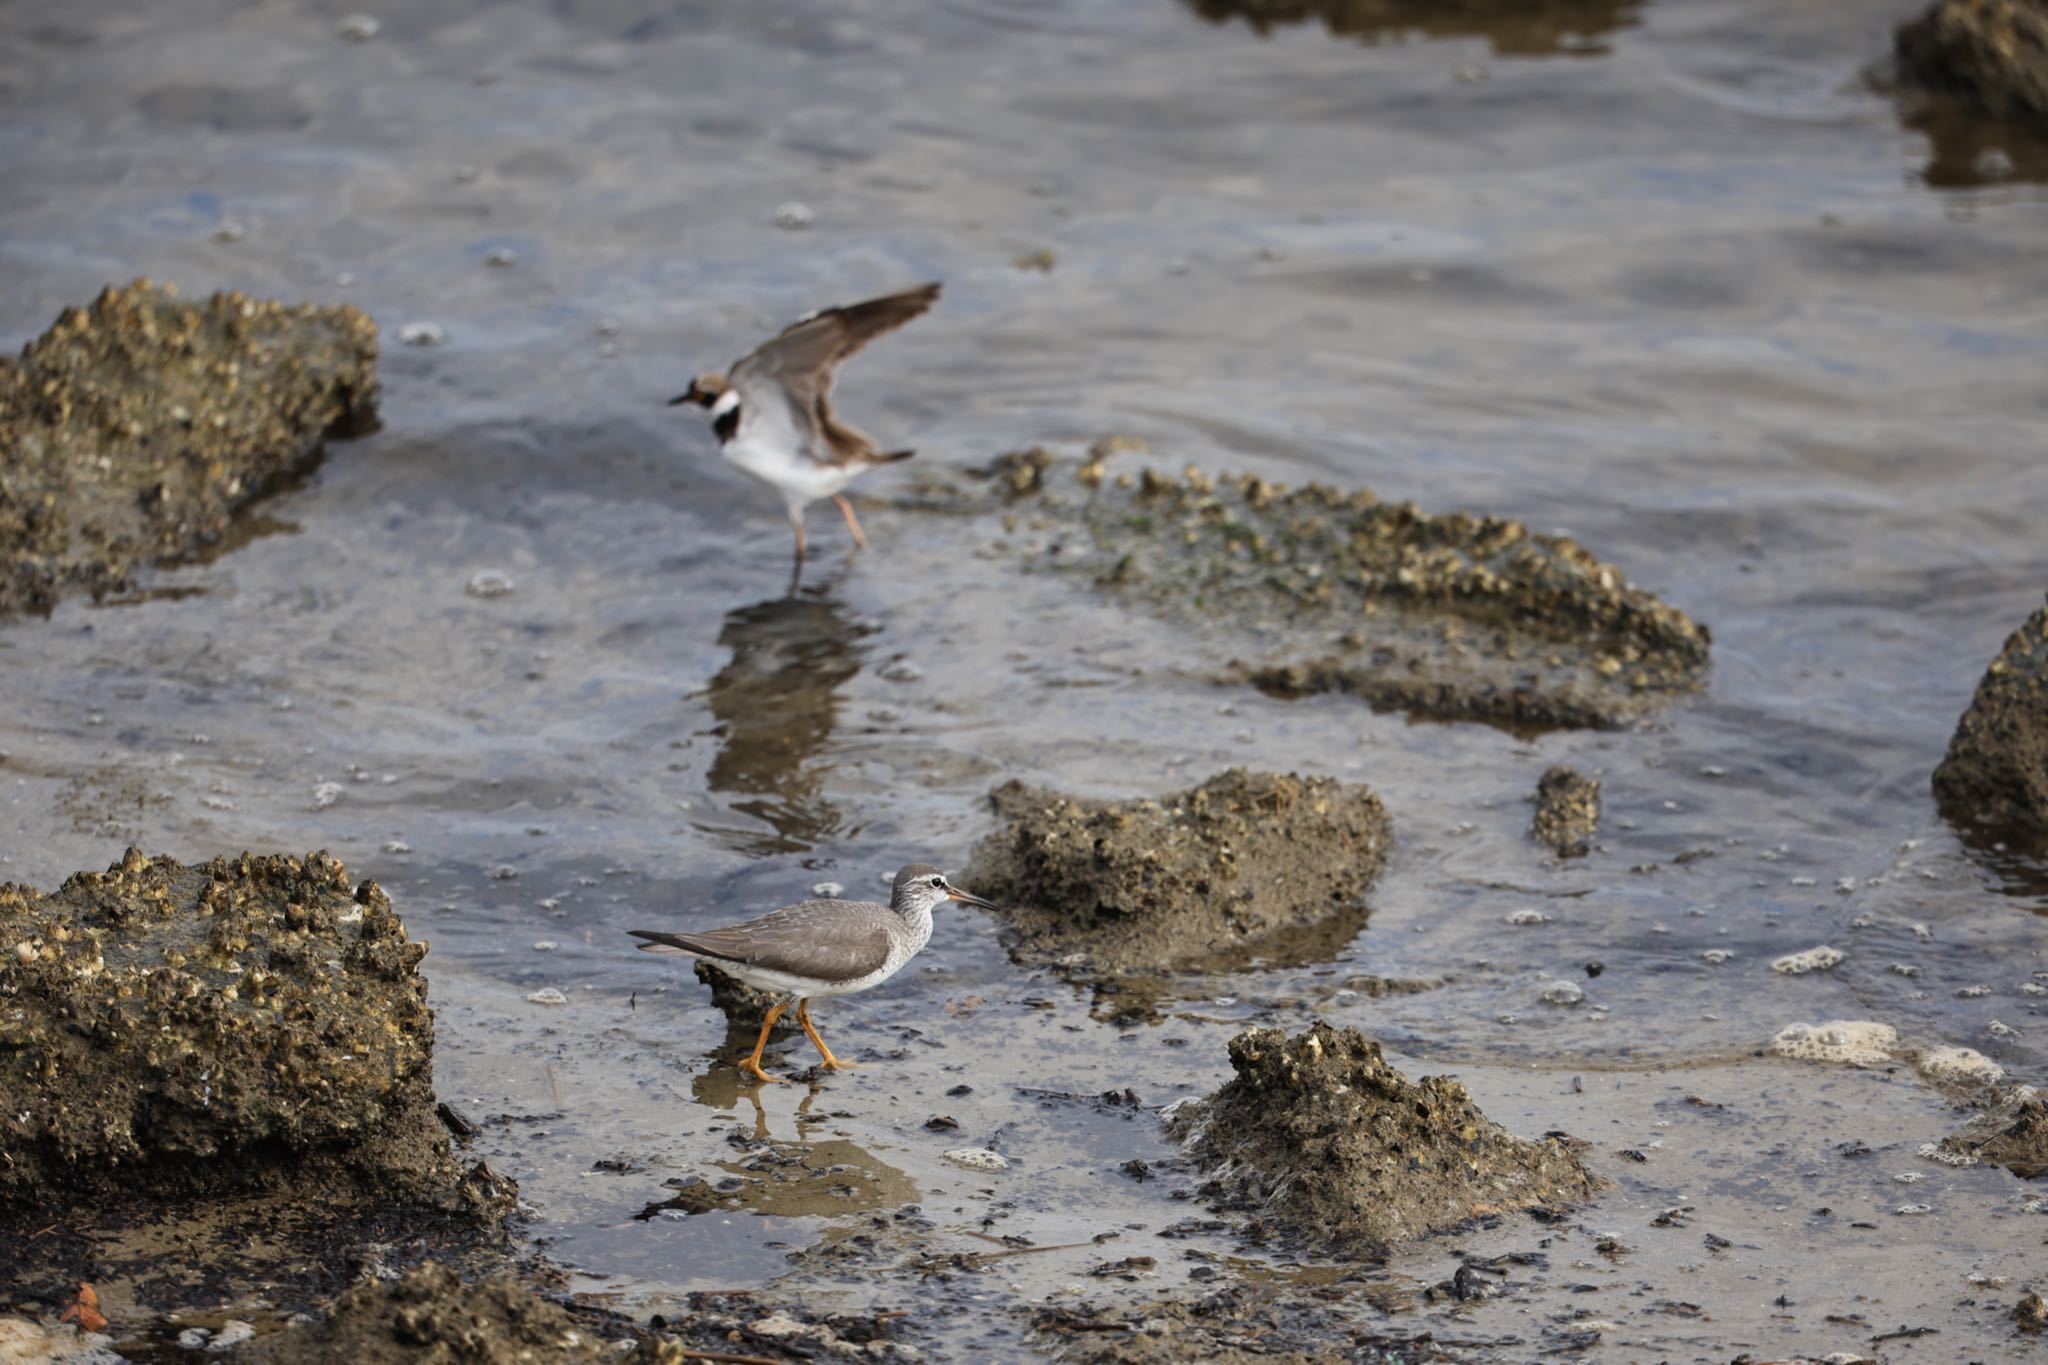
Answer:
[0,280,378,616]
[1939,1087,2048,1178]
[0,848,466,1203]
[1932,596,2048,843]
[1895,0,2048,121]
[1532,765,1600,857]
[980,457,1708,731]
[1181,0,1644,58]
[966,770,1390,986]
[1167,1023,1600,1257]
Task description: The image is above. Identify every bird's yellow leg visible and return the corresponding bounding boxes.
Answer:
[833,495,868,551]
[796,998,859,1070]
[740,1001,791,1085]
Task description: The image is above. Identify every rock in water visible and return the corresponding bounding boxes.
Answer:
[1939,1088,2048,1178]
[977,456,1709,731]
[1167,1022,1601,1257]
[967,769,1391,983]
[0,280,379,616]
[1895,0,2048,121]
[0,848,474,1206]
[1932,596,2048,843]
[1532,765,1601,857]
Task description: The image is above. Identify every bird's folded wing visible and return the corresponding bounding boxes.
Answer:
[635,902,896,982]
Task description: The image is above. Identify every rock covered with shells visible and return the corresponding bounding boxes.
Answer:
[966,769,1390,981]
[977,452,1709,730]
[0,847,466,1203]
[1532,764,1601,857]
[1167,1023,1601,1257]
[0,279,379,616]
[1932,595,2048,844]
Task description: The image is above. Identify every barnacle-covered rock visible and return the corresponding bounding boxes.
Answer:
[1167,1023,1601,1257]
[0,279,378,615]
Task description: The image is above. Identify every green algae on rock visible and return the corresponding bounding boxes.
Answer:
[966,769,1390,986]
[0,279,379,616]
[1532,764,1601,858]
[988,458,1708,731]
[0,847,460,1203]
[1167,1023,1601,1258]
[1933,596,2048,845]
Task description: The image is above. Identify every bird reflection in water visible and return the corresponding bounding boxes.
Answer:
[696,595,876,855]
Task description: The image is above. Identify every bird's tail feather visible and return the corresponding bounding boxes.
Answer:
[867,448,915,464]
[628,929,703,955]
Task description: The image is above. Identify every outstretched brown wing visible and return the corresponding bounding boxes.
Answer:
[629,899,895,985]
[729,283,940,468]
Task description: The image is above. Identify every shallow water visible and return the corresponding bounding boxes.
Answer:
[4,0,2048,1358]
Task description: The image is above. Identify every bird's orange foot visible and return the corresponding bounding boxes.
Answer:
[816,1055,861,1072]
[739,1058,788,1085]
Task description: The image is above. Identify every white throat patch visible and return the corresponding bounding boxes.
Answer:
[709,388,741,418]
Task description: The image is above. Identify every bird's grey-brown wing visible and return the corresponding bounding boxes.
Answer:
[630,899,894,984]
[728,283,940,468]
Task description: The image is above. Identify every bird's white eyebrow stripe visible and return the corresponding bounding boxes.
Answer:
[709,388,741,417]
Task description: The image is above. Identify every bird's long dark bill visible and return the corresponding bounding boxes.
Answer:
[667,392,693,406]
[947,888,998,911]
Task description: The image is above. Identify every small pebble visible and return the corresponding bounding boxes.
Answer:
[944,1147,1009,1172]
[336,13,380,40]
[465,570,515,598]
[212,219,246,243]
[484,247,517,267]
[1541,981,1585,1007]
[311,781,344,810]
[399,320,448,347]
[526,987,568,1006]
[811,882,844,899]
[208,1321,257,1352]
[773,201,815,229]
[1771,946,1843,975]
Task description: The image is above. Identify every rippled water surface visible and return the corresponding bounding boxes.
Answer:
[4,0,2047,1358]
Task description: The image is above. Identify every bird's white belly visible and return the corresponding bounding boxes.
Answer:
[721,432,857,509]
[717,959,904,999]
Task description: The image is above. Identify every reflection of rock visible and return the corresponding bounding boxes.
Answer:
[700,596,874,854]
[1532,765,1600,857]
[1938,1087,2047,1178]
[985,459,1708,731]
[1167,1023,1601,1257]
[636,1136,917,1221]
[1181,0,1642,57]
[967,770,1390,985]
[1932,596,2048,845]
[0,280,378,617]
[1895,0,2048,121]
